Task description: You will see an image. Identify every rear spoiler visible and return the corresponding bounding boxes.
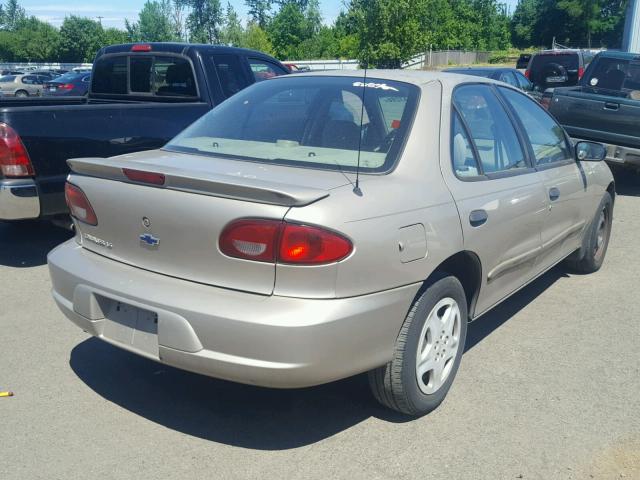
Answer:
[67,157,330,207]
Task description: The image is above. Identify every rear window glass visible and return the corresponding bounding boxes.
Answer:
[531,53,579,71]
[92,55,197,97]
[0,75,16,82]
[165,76,419,173]
[584,57,640,92]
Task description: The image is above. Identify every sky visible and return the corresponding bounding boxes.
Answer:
[20,0,521,30]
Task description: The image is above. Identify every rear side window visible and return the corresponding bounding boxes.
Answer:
[498,71,518,87]
[92,55,197,97]
[453,84,527,174]
[165,76,419,173]
[248,59,288,82]
[211,54,249,98]
[499,87,572,166]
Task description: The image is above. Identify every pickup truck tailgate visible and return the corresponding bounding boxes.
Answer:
[550,88,640,149]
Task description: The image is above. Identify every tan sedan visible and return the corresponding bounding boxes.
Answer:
[0,74,44,97]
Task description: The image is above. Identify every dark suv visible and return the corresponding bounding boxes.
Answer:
[525,49,596,90]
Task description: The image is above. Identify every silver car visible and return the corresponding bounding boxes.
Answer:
[48,71,614,416]
[0,74,44,97]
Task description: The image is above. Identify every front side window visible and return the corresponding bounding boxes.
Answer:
[248,59,288,82]
[453,84,527,174]
[499,87,572,166]
[165,76,419,173]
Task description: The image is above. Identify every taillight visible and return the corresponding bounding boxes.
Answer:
[540,94,552,110]
[578,67,585,79]
[122,168,165,185]
[219,219,353,265]
[219,219,281,262]
[524,70,530,79]
[279,223,352,264]
[65,182,98,225]
[0,123,34,177]
[59,83,74,90]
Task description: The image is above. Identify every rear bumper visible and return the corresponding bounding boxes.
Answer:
[48,240,418,388]
[573,138,640,169]
[0,178,40,220]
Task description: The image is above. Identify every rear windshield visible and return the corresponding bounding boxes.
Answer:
[531,53,579,71]
[584,56,640,93]
[92,55,197,97]
[165,76,419,173]
[54,73,83,83]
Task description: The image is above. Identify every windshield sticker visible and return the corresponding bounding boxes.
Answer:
[590,78,599,86]
[352,81,399,92]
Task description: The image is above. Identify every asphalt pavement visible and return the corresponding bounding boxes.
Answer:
[1,171,639,480]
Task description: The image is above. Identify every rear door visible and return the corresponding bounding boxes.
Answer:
[444,84,547,315]
[499,86,588,270]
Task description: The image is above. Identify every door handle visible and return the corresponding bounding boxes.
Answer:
[549,187,560,201]
[469,210,488,227]
[604,102,619,111]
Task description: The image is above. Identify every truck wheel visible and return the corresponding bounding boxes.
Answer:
[15,90,28,97]
[368,275,467,416]
[565,192,613,274]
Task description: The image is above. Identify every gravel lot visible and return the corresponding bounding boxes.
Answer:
[1,171,639,480]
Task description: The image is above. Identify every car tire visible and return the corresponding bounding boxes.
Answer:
[565,192,613,274]
[15,90,28,97]
[368,274,468,416]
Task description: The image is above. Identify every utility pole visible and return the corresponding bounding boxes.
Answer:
[623,0,640,53]
[96,16,104,25]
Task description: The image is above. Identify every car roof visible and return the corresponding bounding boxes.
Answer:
[279,69,503,89]
[596,50,640,60]
[444,67,515,72]
[99,42,280,61]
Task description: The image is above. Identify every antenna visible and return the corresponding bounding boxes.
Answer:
[353,64,367,196]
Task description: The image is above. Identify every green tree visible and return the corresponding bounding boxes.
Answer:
[11,17,60,61]
[1,0,25,31]
[351,0,424,67]
[103,27,129,47]
[57,16,104,62]
[221,2,244,46]
[241,22,274,54]
[245,0,271,28]
[126,0,176,42]
[268,2,306,58]
[186,0,223,43]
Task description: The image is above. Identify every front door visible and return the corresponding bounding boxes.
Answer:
[444,84,547,316]
[498,87,588,271]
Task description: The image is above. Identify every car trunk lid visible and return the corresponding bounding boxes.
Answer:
[67,150,350,295]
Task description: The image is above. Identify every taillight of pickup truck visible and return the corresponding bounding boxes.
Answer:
[0,123,35,177]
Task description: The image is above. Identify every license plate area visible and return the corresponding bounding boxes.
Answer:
[101,297,159,357]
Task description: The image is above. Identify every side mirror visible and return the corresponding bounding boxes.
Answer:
[575,141,606,162]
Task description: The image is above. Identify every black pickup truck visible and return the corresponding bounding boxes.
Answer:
[0,43,288,223]
[547,51,640,173]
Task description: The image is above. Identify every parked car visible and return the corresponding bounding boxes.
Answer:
[547,50,640,173]
[0,69,25,75]
[48,71,614,416]
[516,53,532,70]
[444,67,539,100]
[43,72,91,96]
[525,49,595,91]
[284,63,311,73]
[0,74,45,97]
[0,43,289,223]
[30,70,62,81]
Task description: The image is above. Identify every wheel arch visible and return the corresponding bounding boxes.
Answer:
[606,181,615,205]
[424,251,482,320]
